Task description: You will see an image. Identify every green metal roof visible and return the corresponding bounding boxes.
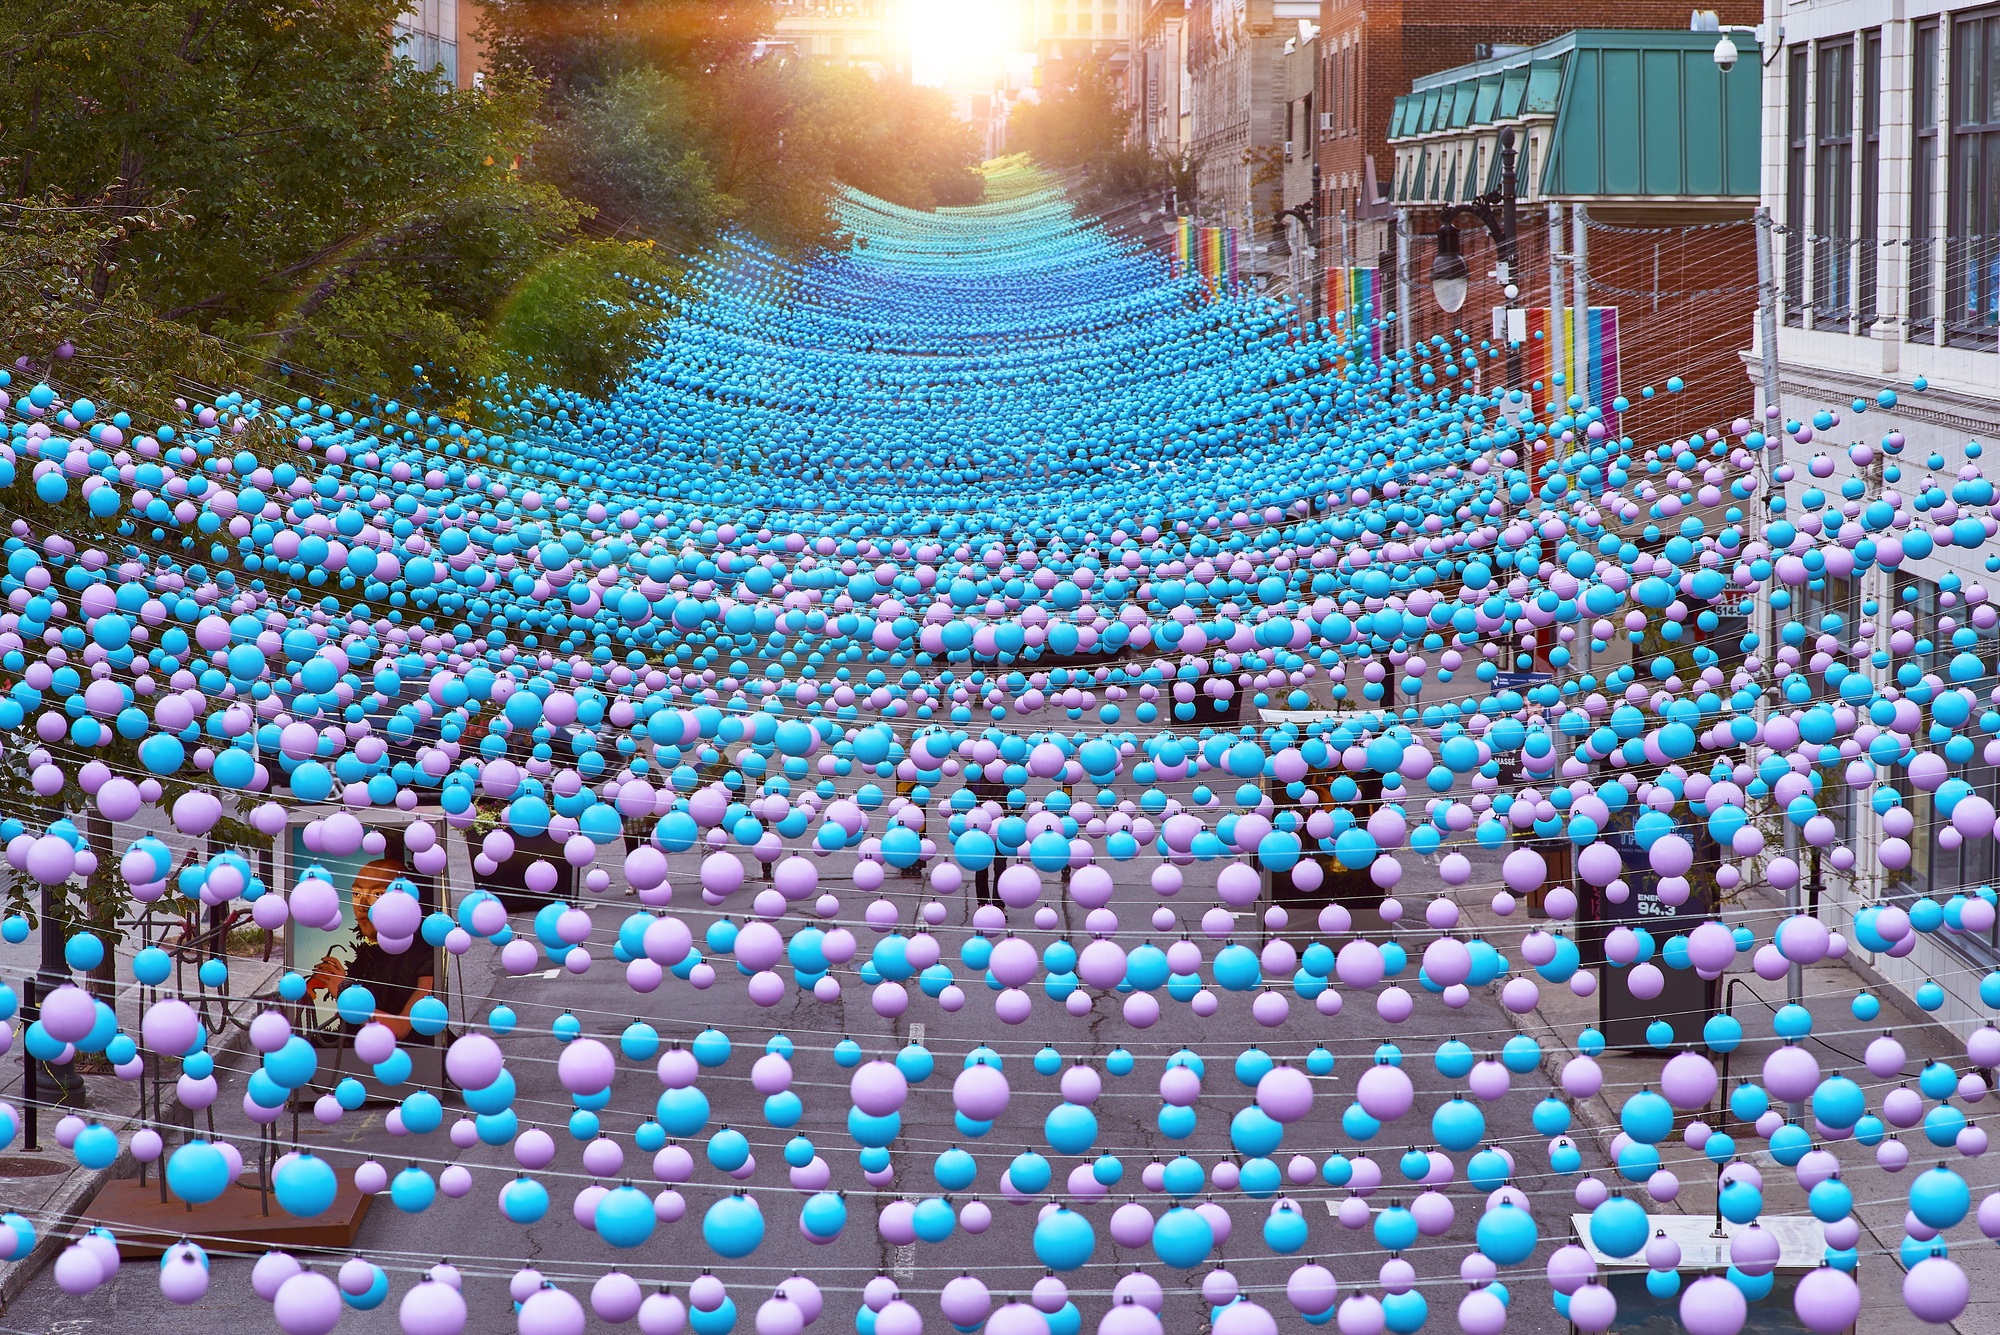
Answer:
[1386,29,1762,200]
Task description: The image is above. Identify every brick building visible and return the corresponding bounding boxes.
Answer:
[1311,1,1759,308]
[1382,29,1764,445]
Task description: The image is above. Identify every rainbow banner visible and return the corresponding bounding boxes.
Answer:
[1171,222,1238,297]
[1172,218,1194,277]
[1327,267,1383,360]
[1521,306,1620,417]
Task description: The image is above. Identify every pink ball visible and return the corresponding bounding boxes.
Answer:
[1660,1051,1718,1110]
[1501,847,1545,893]
[1256,1066,1313,1123]
[273,1272,344,1335]
[1679,1275,1747,1335]
[1792,1267,1860,1333]
[519,1287,587,1335]
[402,1278,469,1335]
[1904,1257,1969,1324]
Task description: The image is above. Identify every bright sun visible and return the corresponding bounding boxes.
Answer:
[907,0,1015,89]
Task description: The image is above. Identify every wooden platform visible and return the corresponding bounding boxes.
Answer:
[80,1175,372,1257]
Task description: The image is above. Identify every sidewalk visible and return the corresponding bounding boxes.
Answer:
[1421,844,2000,1335]
[0,927,285,1312]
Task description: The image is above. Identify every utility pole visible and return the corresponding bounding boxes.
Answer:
[1570,203,1590,413]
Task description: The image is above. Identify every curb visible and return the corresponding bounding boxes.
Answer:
[0,959,284,1312]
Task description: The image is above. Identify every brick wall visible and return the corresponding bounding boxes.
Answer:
[1394,206,1761,447]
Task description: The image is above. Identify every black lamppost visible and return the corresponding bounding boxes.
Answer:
[1431,125,1522,391]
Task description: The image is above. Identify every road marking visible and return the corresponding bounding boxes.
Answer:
[893,1243,915,1279]
[909,1023,925,1047]
[543,969,561,979]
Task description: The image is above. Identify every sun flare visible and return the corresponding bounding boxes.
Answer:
[907,0,1016,89]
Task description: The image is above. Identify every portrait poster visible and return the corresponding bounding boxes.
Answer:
[288,821,443,1043]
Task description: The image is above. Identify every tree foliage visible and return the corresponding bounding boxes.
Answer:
[511,19,984,253]
[1007,63,1156,209]
[0,0,982,408]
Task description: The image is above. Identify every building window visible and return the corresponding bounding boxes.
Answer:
[1815,39,1855,324]
[393,0,458,85]
[1860,31,1881,325]
[1948,6,2000,345]
[1913,23,1942,334]
[1785,46,1809,325]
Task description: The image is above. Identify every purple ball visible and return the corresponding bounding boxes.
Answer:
[954,1062,1010,1120]
[273,1272,343,1335]
[1903,1257,1968,1324]
[1762,1044,1821,1102]
[519,1286,587,1335]
[1501,847,1545,893]
[1792,1267,1860,1333]
[1679,1275,1747,1335]
[941,1275,992,1326]
[402,1278,469,1335]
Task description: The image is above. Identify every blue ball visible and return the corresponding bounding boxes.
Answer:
[1031,1206,1096,1271]
[165,1140,229,1205]
[800,1191,846,1240]
[500,1176,548,1223]
[596,1184,657,1247]
[275,1152,338,1218]
[703,1193,765,1258]
[1476,1200,1539,1265]
[1588,1194,1649,1258]
[390,1165,436,1213]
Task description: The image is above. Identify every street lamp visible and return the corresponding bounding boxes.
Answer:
[1432,125,1521,390]
[1429,226,1468,313]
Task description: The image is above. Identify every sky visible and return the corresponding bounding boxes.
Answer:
[906,0,1018,90]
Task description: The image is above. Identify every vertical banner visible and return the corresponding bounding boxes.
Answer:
[1172,225,1238,299]
[1522,306,1620,430]
[1327,267,1382,362]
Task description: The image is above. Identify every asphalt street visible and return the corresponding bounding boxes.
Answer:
[9,841,1598,1334]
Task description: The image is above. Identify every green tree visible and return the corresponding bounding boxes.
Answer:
[486,239,682,401]
[480,0,776,98]
[1007,63,1153,208]
[1008,63,1129,170]
[0,0,598,397]
[531,68,722,246]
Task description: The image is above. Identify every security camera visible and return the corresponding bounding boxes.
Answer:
[1713,35,1739,72]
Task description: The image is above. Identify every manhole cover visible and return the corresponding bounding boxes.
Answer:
[0,1154,68,1178]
